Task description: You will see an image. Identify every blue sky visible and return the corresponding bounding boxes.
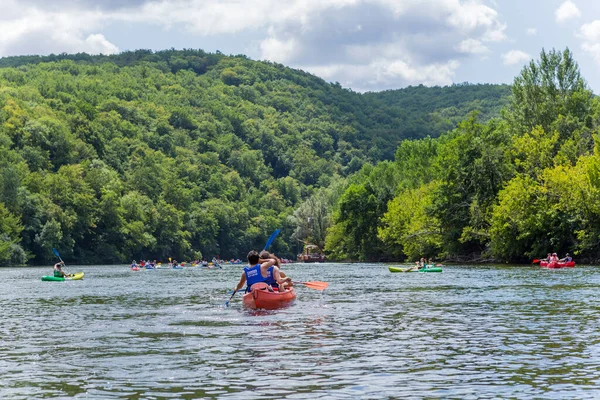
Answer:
[1,0,599,93]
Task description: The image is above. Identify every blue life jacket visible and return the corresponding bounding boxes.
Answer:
[265,266,279,289]
[244,264,266,292]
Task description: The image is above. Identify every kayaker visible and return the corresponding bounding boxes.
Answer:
[233,250,277,294]
[560,253,572,262]
[53,261,68,278]
[259,250,293,291]
[550,253,559,262]
[407,259,423,272]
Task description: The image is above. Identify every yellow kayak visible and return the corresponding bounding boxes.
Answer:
[388,266,416,273]
[41,272,85,281]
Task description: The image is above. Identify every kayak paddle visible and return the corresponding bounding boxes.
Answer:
[263,229,280,251]
[293,281,329,290]
[52,248,73,277]
[532,259,540,264]
[52,248,65,265]
[226,229,281,307]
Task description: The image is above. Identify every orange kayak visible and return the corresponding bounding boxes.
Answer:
[540,261,575,268]
[242,283,296,310]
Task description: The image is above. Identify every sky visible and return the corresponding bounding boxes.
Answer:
[1,0,600,93]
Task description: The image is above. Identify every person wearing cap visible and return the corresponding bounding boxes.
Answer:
[550,253,559,262]
[560,253,572,262]
[53,261,69,278]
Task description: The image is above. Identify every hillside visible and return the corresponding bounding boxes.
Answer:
[365,83,511,139]
[0,49,510,265]
[325,48,600,263]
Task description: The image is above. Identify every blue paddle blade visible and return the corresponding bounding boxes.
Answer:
[52,248,60,257]
[263,229,280,251]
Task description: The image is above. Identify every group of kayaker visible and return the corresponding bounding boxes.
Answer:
[233,250,293,294]
[406,257,434,271]
[131,260,159,269]
[541,253,572,262]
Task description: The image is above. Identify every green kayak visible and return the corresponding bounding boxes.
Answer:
[388,266,443,273]
[41,272,85,282]
[419,267,442,273]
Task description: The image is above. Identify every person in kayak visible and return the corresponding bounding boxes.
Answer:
[233,250,277,294]
[53,261,69,278]
[259,250,293,291]
[550,253,559,262]
[560,253,572,262]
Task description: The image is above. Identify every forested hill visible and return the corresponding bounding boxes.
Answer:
[365,83,511,139]
[0,50,511,158]
[324,48,600,264]
[0,49,509,265]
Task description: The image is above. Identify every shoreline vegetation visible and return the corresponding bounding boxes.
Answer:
[0,47,596,266]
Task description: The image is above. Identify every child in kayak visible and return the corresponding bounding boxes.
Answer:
[259,250,293,291]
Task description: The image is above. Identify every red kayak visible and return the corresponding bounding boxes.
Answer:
[242,283,296,310]
[540,261,575,268]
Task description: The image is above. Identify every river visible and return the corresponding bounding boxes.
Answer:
[1,263,600,399]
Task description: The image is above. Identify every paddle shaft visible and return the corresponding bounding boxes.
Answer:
[263,229,280,251]
[52,248,70,276]
[52,248,65,266]
[225,290,237,307]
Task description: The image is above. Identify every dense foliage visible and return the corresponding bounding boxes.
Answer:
[327,48,600,263]
[0,49,508,265]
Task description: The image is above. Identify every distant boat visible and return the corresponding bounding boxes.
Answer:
[297,244,325,263]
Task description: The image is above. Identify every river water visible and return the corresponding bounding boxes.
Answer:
[1,263,600,399]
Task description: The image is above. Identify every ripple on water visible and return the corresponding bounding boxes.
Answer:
[3,264,600,398]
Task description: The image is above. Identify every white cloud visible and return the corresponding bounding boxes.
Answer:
[0,0,118,56]
[502,50,531,66]
[446,0,506,42]
[306,58,460,92]
[456,39,490,55]
[555,1,581,23]
[578,20,600,64]
[83,34,119,55]
[260,35,300,64]
[526,28,537,36]
[0,0,509,90]
[384,59,460,86]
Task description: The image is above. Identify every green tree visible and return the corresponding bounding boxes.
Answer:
[507,48,593,136]
[0,202,25,265]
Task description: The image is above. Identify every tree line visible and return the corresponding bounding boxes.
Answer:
[0,48,509,265]
[322,48,600,263]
